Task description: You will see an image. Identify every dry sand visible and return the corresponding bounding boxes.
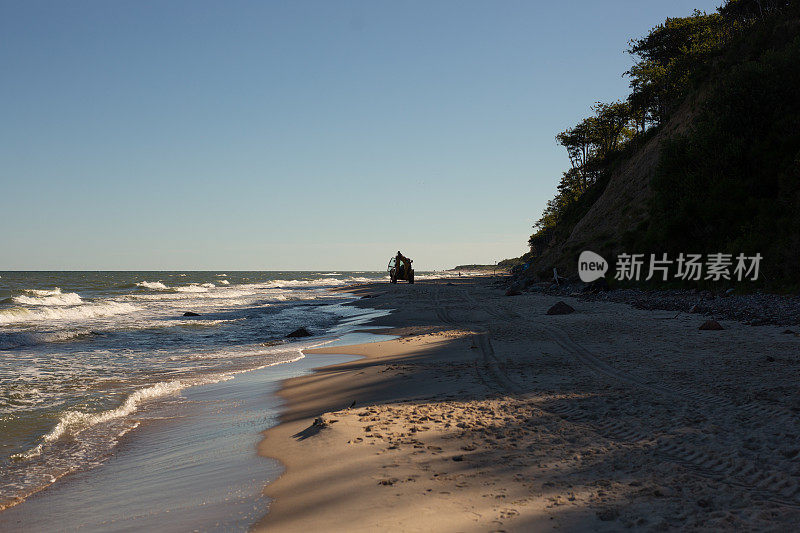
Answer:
[255,277,800,532]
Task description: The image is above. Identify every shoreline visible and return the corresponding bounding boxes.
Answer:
[254,276,562,531]
[0,271,397,516]
[0,297,389,531]
[255,276,800,531]
[0,350,368,532]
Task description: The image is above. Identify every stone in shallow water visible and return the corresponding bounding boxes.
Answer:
[699,320,723,330]
[546,301,575,315]
[286,327,312,338]
[183,312,200,317]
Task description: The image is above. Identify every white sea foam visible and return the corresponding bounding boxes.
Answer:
[24,288,63,297]
[14,343,313,461]
[0,301,139,325]
[14,380,190,460]
[0,282,384,512]
[136,281,169,290]
[14,288,83,306]
[175,284,212,293]
[264,277,375,289]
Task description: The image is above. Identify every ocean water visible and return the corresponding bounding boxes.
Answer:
[0,270,418,511]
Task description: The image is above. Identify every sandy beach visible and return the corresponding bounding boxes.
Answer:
[7,0,799,530]
[256,276,800,531]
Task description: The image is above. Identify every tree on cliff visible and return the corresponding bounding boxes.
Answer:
[625,11,724,126]
[525,0,800,286]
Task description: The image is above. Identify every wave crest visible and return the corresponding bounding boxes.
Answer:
[176,283,215,293]
[0,329,94,350]
[13,288,83,306]
[13,380,189,461]
[0,301,139,325]
[135,281,169,290]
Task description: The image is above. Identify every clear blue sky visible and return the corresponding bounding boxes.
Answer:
[0,0,720,270]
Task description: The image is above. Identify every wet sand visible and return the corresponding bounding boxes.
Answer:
[256,276,800,531]
[0,352,359,532]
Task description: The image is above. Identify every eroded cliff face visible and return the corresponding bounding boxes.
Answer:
[528,98,697,280]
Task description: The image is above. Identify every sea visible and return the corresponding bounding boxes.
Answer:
[0,270,433,516]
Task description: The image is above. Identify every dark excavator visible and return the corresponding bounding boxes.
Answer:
[388,251,414,284]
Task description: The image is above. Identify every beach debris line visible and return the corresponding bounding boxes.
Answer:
[546,301,575,315]
[286,327,312,338]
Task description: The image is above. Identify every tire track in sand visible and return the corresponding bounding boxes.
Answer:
[458,287,800,508]
[431,284,523,394]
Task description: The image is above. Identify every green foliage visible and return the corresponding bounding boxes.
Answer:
[642,34,800,284]
[529,9,730,256]
[532,99,635,243]
[526,0,800,288]
[591,101,636,157]
[626,10,725,126]
[719,0,793,24]
[498,253,533,269]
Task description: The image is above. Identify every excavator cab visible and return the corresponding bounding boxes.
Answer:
[388,254,414,284]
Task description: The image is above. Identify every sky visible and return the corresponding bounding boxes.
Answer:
[0,0,721,271]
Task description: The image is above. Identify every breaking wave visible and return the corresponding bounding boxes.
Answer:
[0,301,139,325]
[175,283,215,293]
[264,277,376,289]
[23,288,63,297]
[12,345,310,462]
[13,380,191,460]
[13,288,83,306]
[0,271,395,512]
[136,281,169,290]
